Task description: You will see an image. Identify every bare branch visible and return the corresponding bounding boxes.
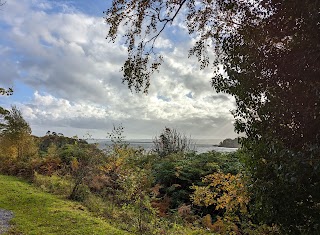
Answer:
[144,1,186,57]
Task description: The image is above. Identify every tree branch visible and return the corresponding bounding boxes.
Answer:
[145,0,187,53]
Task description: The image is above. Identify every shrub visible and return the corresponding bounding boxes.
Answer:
[152,127,195,157]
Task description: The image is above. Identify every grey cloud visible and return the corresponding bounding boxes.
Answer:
[30,116,236,139]
[0,61,18,86]
[1,0,238,139]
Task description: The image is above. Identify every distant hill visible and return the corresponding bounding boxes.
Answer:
[218,138,240,148]
[34,133,89,153]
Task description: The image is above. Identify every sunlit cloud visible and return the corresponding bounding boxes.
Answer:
[0,0,237,139]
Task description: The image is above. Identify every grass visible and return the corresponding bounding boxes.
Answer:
[0,175,130,235]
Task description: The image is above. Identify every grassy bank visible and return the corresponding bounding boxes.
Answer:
[0,175,130,235]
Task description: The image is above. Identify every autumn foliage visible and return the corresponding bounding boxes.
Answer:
[0,109,277,234]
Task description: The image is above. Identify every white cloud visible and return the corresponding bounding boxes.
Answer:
[0,0,237,139]
[154,37,173,49]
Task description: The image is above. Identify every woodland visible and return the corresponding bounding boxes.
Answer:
[0,0,319,234]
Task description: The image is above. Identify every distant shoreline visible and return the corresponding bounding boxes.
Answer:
[91,139,238,153]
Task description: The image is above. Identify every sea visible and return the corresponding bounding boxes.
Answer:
[90,139,237,153]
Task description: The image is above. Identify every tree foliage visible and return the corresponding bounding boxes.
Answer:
[104,0,258,93]
[0,106,37,176]
[213,1,320,232]
[0,87,13,96]
[105,0,320,232]
[191,172,249,234]
[37,132,87,154]
[0,106,31,137]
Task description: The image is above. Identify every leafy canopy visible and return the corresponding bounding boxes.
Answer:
[104,0,267,93]
[105,0,320,232]
[0,87,13,96]
[0,106,31,138]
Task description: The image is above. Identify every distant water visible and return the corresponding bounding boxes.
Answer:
[90,139,237,153]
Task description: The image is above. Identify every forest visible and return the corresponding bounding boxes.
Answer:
[0,0,319,234]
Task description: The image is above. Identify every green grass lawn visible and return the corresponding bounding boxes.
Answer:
[0,175,130,235]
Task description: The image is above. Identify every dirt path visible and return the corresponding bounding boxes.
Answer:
[0,209,13,234]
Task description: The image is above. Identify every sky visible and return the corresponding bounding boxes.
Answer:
[0,0,238,140]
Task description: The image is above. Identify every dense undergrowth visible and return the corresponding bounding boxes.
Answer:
[0,107,278,234]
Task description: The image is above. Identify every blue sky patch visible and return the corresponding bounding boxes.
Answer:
[157,95,171,102]
[186,92,193,98]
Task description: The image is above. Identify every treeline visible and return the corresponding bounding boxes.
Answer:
[0,106,279,234]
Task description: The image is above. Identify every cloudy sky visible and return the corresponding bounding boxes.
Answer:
[0,0,237,140]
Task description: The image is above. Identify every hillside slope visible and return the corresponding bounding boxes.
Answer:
[0,175,130,235]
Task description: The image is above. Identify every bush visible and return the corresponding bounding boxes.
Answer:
[152,151,243,210]
[152,127,195,157]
